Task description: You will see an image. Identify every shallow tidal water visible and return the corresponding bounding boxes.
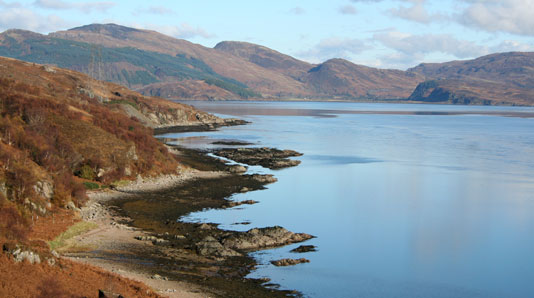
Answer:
[161,101,534,298]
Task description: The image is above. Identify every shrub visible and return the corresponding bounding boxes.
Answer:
[82,182,99,190]
[77,165,95,180]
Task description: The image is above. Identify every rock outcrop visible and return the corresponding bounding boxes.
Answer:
[213,147,303,169]
[222,226,314,251]
[271,258,310,267]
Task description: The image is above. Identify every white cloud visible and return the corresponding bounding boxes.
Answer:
[374,31,488,58]
[390,2,433,24]
[0,0,21,8]
[372,30,493,69]
[339,5,357,15]
[490,40,534,53]
[0,7,70,32]
[135,6,175,16]
[141,23,215,39]
[297,37,371,63]
[457,0,534,36]
[34,0,116,13]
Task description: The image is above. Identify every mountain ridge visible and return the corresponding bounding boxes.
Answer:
[1,23,533,105]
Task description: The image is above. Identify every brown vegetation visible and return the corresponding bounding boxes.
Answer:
[0,254,161,298]
[0,56,224,296]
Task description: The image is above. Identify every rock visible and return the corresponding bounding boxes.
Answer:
[228,165,248,173]
[195,236,242,257]
[226,200,258,208]
[51,250,60,258]
[9,248,41,264]
[290,245,317,253]
[198,223,214,230]
[213,147,303,169]
[66,201,78,211]
[151,274,168,281]
[240,187,250,193]
[98,289,124,298]
[42,65,56,73]
[271,258,310,267]
[251,174,277,184]
[222,226,314,251]
[135,235,161,242]
[34,180,54,200]
[47,257,56,266]
[152,238,169,245]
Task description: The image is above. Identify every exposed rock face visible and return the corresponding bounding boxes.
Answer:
[4,245,41,264]
[214,147,303,169]
[195,236,242,257]
[34,180,54,200]
[222,226,314,251]
[271,258,310,267]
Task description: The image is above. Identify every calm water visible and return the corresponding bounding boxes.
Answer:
[161,102,534,298]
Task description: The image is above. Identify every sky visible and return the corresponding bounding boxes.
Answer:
[0,0,533,69]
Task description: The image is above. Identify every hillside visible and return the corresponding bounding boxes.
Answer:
[407,52,534,105]
[305,58,423,99]
[0,28,260,100]
[1,24,533,104]
[0,56,226,245]
[50,24,309,98]
[214,40,313,80]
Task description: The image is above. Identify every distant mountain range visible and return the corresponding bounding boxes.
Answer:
[1,23,533,105]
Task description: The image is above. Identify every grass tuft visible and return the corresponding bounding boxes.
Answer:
[48,221,98,251]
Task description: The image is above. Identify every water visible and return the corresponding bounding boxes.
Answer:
[160,102,534,298]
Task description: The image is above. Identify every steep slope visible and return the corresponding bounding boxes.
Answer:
[407,52,534,105]
[305,58,424,99]
[0,56,226,228]
[214,41,313,80]
[50,24,310,98]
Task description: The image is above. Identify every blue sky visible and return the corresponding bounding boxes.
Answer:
[0,0,533,69]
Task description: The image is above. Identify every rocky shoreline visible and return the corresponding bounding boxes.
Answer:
[153,118,249,135]
[65,140,313,297]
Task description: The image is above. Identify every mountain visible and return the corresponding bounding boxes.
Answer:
[407,52,534,105]
[0,24,424,100]
[50,24,309,98]
[1,24,533,105]
[305,58,423,99]
[0,28,260,100]
[214,41,313,80]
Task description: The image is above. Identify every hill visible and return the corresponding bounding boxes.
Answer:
[0,56,225,243]
[407,52,534,105]
[1,24,533,105]
[50,24,308,98]
[305,58,423,99]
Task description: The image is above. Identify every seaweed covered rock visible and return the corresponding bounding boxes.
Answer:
[222,226,314,251]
